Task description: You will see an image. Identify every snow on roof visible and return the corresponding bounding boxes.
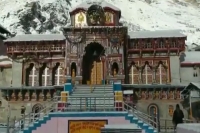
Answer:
[4,34,65,42]
[0,33,7,39]
[181,82,200,96]
[181,51,200,63]
[70,1,120,13]
[0,56,12,66]
[128,30,186,39]
[0,56,9,60]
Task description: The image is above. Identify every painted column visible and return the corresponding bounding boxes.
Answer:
[113,83,123,111]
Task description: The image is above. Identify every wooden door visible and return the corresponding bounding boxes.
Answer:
[91,61,102,85]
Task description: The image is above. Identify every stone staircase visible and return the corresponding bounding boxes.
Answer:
[67,85,115,111]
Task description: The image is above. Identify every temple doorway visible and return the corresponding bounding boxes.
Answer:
[82,42,105,84]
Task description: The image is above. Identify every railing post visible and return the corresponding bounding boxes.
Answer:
[165,119,167,133]
[156,113,160,132]
[6,113,9,133]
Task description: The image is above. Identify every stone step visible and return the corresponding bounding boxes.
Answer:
[74,86,113,90]
[75,85,113,88]
[74,87,113,90]
[74,88,113,91]
[73,90,113,93]
[72,93,114,96]
[68,100,115,104]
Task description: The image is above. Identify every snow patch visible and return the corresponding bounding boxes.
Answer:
[0,0,200,44]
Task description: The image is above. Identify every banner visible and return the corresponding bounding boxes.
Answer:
[68,120,107,133]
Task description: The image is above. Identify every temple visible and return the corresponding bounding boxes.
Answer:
[0,1,199,122]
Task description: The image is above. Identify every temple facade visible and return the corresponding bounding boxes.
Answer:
[0,1,199,121]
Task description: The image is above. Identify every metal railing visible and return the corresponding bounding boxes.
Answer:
[159,118,193,133]
[123,102,159,132]
[7,95,195,133]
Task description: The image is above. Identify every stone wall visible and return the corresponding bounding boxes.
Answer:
[137,100,189,127]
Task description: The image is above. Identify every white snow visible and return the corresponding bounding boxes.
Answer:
[0,56,12,65]
[177,123,200,133]
[0,0,200,46]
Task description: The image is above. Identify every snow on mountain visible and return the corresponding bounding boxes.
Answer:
[0,0,200,46]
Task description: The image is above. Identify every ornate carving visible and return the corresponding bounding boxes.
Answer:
[86,4,105,26]
[65,32,85,45]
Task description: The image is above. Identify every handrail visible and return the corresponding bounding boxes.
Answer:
[10,100,57,133]
[9,96,58,133]
[8,95,195,133]
[123,102,159,132]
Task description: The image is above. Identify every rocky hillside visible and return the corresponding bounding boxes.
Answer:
[0,0,200,45]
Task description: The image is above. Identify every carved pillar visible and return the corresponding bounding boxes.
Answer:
[108,60,111,76]
[35,63,42,86]
[66,58,70,76]
[47,62,53,86]
[166,68,169,83]
[77,59,80,76]
[23,63,29,86]
[139,68,142,84]
[152,67,156,83]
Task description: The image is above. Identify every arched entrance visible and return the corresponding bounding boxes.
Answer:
[82,42,105,84]
[32,103,43,120]
[147,103,159,128]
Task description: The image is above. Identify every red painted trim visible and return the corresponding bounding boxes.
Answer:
[103,7,119,12]
[0,64,12,68]
[181,63,200,67]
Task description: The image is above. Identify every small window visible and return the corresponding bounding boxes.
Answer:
[134,43,139,49]
[160,40,165,48]
[193,72,198,77]
[171,40,176,48]
[129,41,134,48]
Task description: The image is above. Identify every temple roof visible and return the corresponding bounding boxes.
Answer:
[180,51,200,64]
[0,56,12,67]
[181,82,200,96]
[4,34,65,42]
[128,30,186,39]
[70,1,121,13]
[0,33,7,39]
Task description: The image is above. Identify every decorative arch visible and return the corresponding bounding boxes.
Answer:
[147,103,159,128]
[148,103,159,115]
[32,103,44,113]
[82,42,105,84]
[39,63,50,86]
[128,61,140,84]
[141,61,153,84]
[71,62,77,77]
[32,103,43,116]
[25,63,36,86]
[155,61,168,84]
[52,62,64,86]
[111,62,119,76]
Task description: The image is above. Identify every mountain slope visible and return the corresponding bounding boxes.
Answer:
[0,0,200,45]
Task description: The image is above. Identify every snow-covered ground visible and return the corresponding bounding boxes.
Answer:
[0,0,200,46]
